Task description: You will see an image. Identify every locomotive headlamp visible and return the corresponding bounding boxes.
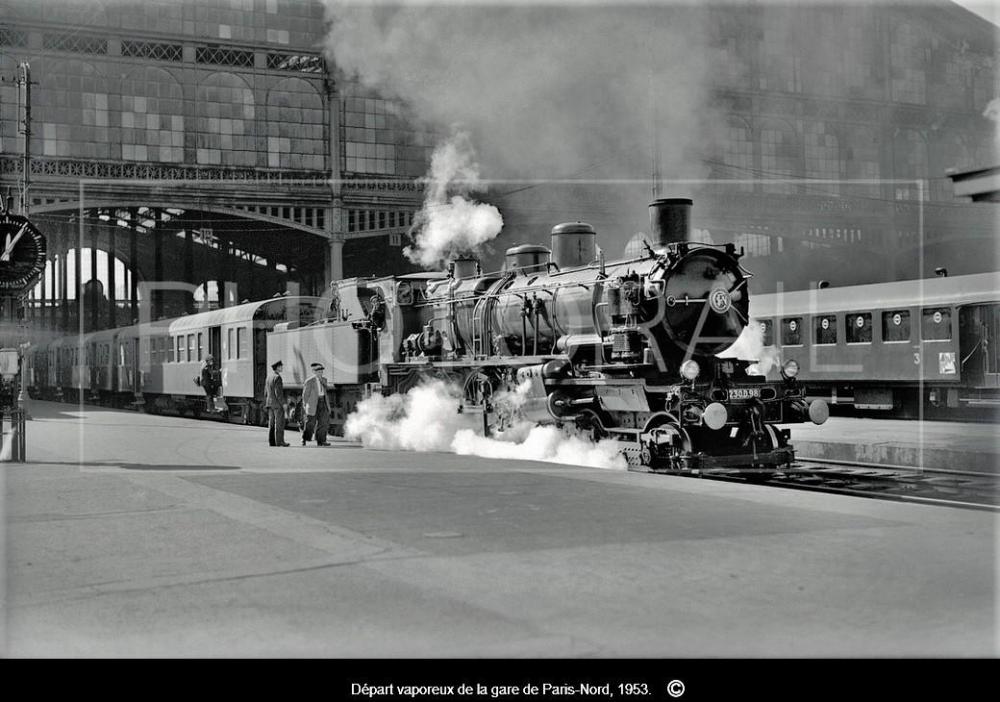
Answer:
[781,359,800,379]
[680,360,700,381]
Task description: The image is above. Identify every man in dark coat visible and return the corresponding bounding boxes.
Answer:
[200,355,220,411]
[265,360,289,447]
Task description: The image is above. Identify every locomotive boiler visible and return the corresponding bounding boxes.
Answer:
[365,198,829,474]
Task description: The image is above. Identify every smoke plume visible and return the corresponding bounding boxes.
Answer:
[345,379,626,470]
[404,130,504,268]
[717,317,781,375]
[322,1,723,252]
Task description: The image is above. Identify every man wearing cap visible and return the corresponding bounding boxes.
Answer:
[200,354,220,412]
[265,360,289,447]
[301,362,331,446]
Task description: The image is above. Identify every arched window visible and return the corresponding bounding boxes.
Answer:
[34,60,112,160]
[342,83,434,177]
[759,121,799,194]
[804,122,842,195]
[722,118,753,191]
[266,78,325,170]
[195,72,256,167]
[893,128,928,201]
[121,67,185,163]
[844,126,881,198]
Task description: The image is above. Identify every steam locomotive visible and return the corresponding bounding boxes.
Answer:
[269,199,829,474]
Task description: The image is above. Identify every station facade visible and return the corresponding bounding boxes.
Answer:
[0,0,430,334]
[0,0,996,335]
[694,2,997,291]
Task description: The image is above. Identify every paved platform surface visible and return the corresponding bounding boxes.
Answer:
[2,401,996,657]
[790,417,1000,473]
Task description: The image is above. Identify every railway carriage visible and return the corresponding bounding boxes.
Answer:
[29,296,322,421]
[152,296,323,421]
[267,277,384,432]
[750,272,1000,414]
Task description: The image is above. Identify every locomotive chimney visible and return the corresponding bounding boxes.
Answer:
[550,222,596,269]
[648,198,692,247]
[450,256,480,280]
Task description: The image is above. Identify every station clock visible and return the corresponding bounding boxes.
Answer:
[0,212,47,294]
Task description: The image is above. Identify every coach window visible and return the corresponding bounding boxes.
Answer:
[237,327,248,359]
[922,308,952,341]
[167,337,174,363]
[814,315,837,345]
[176,336,183,363]
[197,333,204,361]
[882,310,911,343]
[227,328,234,359]
[781,317,802,346]
[759,320,774,346]
[187,334,195,362]
[847,312,872,343]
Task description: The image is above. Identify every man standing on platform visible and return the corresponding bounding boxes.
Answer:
[200,355,221,412]
[265,360,289,447]
[301,362,331,446]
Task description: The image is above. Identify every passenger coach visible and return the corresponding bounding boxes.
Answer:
[29,295,323,423]
[750,272,1000,414]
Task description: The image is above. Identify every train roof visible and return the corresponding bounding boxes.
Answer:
[168,296,321,333]
[396,272,449,281]
[110,319,173,338]
[749,272,1000,317]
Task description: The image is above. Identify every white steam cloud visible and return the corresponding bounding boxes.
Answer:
[404,130,504,268]
[717,317,780,375]
[345,379,626,470]
[322,1,722,251]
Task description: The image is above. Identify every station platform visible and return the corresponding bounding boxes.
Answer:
[2,401,995,657]
[788,417,999,474]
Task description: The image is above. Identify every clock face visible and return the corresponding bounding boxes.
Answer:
[0,213,47,293]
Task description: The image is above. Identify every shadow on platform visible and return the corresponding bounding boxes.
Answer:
[25,460,242,472]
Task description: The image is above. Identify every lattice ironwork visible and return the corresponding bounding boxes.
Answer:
[196,44,254,68]
[42,33,108,55]
[0,155,329,187]
[121,40,182,62]
[0,26,28,47]
[266,53,325,73]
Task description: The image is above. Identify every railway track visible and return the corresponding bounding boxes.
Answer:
[701,458,999,511]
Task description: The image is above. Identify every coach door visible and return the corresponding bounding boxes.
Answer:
[208,326,222,363]
[253,328,269,398]
[959,304,1000,389]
